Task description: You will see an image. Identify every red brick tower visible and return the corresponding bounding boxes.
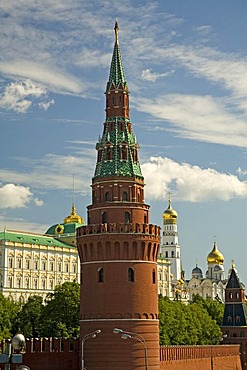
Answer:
[77,21,160,370]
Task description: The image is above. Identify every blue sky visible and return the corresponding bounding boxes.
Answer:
[1,0,247,285]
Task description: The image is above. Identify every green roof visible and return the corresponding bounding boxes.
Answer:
[0,230,76,249]
[106,21,126,91]
[45,222,84,236]
[94,118,143,180]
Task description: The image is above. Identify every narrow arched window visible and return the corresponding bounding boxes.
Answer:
[123,191,128,201]
[165,251,168,258]
[105,192,110,201]
[229,292,233,299]
[98,268,104,283]
[128,268,134,282]
[102,212,107,224]
[125,212,130,223]
[235,292,239,299]
[122,146,127,160]
[152,269,156,284]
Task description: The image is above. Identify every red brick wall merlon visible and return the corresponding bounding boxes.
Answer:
[160,345,242,370]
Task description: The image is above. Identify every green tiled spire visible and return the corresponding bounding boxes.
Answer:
[106,21,126,90]
[94,118,143,180]
[94,22,143,181]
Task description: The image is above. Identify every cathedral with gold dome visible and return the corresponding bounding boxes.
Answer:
[158,198,227,302]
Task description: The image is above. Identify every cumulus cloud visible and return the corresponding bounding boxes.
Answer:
[0,80,47,113]
[142,157,247,202]
[141,69,174,82]
[0,184,43,209]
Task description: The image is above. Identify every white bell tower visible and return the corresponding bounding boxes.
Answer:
[161,198,182,285]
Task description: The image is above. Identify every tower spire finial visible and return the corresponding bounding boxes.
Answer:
[114,20,119,44]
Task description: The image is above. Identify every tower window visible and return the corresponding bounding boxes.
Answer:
[227,316,232,322]
[236,315,240,323]
[122,191,128,201]
[229,292,233,299]
[125,212,131,223]
[98,268,104,283]
[235,292,239,299]
[152,269,156,284]
[165,251,168,258]
[102,212,107,224]
[105,192,110,201]
[122,146,127,160]
[128,268,134,282]
[172,251,175,258]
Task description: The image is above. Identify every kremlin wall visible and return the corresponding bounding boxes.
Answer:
[1,22,247,370]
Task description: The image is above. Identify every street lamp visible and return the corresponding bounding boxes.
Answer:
[81,330,101,370]
[0,334,29,370]
[113,328,148,370]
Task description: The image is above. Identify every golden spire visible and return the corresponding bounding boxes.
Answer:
[64,176,84,224]
[162,194,178,224]
[114,20,119,45]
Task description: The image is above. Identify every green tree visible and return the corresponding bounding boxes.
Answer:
[40,282,80,338]
[12,296,44,338]
[191,294,224,326]
[158,295,222,345]
[0,294,19,341]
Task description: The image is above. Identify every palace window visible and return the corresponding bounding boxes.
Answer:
[8,258,13,268]
[42,261,46,271]
[34,279,38,290]
[25,259,30,269]
[17,258,22,268]
[50,262,54,271]
[25,278,30,289]
[42,279,46,290]
[17,278,21,289]
[73,264,77,273]
[58,262,62,272]
[34,260,38,270]
[8,277,13,288]
[65,263,69,273]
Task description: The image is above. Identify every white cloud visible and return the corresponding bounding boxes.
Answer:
[0,61,84,95]
[0,184,43,209]
[134,94,247,148]
[141,69,174,82]
[38,99,55,111]
[142,157,247,202]
[0,80,46,113]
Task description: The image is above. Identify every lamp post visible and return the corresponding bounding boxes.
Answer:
[81,330,101,370]
[0,334,29,370]
[113,328,148,370]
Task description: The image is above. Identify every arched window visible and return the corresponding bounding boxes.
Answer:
[102,212,107,224]
[128,268,134,282]
[105,192,110,201]
[98,268,104,283]
[171,251,175,258]
[235,292,239,299]
[125,212,131,223]
[122,146,127,160]
[165,251,168,258]
[123,191,128,201]
[229,292,233,299]
[227,316,232,323]
[236,315,241,323]
[152,269,156,284]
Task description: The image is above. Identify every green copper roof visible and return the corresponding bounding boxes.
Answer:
[0,230,76,249]
[94,118,143,180]
[106,21,126,90]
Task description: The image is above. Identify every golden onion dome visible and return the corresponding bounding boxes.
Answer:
[207,241,224,265]
[64,205,85,224]
[163,199,178,224]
